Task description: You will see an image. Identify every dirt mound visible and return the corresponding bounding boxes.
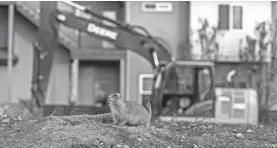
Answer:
[1,113,277,148]
[0,113,175,148]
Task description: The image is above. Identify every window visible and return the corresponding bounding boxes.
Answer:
[233,6,243,29]
[0,6,18,64]
[141,2,173,12]
[218,5,230,30]
[139,74,154,94]
[139,74,154,104]
[218,4,243,30]
[0,6,8,48]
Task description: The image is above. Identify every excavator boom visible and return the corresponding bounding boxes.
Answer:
[53,11,172,66]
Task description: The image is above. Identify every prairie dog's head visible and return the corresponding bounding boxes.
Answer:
[107,93,125,111]
[107,93,124,104]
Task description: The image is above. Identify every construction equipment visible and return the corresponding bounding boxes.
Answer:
[31,1,258,125]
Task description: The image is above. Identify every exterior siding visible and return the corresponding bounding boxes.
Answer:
[127,1,190,59]
[12,12,37,102]
[0,66,8,104]
[126,51,152,102]
[190,1,271,58]
[45,47,70,105]
[0,11,37,104]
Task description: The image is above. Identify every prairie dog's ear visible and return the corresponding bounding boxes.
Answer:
[116,93,123,99]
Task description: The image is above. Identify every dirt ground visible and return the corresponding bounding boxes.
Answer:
[0,113,277,148]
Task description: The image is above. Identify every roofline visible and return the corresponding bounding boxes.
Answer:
[15,2,39,27]
[0,2,16,5]
[174,61,214,67]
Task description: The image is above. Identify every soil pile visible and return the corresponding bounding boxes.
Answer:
[0,113,175,148]
[0,113,277,148]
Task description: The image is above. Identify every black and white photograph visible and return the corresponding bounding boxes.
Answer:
[0,0,276,147]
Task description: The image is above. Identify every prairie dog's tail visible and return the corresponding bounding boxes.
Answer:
[143,97,152,115]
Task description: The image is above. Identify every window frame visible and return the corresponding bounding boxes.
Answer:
[232,5,243,30]
[139,73,154,94]
[218,3,243,31]
[138,73,154,104]
[218,4,230,30]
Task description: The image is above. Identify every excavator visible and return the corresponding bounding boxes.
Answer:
[31,1,258,125]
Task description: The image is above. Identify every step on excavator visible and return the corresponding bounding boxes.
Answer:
[31,1,258,125]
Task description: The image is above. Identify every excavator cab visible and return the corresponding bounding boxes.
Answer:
[151,61,216,118]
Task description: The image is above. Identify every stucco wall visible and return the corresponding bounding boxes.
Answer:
[0,66,8,104]
[190,1,271,58]
[45,47,70,105]
[126,1,190,59]
[125,1,190,102]
[125,51,152,102]
[0,11,37,104]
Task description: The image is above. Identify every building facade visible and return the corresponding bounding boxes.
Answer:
[190,1,272,60]
[0,2,37,106]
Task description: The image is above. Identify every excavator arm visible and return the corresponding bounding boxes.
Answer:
[32,1,173,110]
[53,10,172,66]
[58,1,173,64]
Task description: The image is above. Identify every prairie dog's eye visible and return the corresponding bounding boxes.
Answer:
[114,93,120,97]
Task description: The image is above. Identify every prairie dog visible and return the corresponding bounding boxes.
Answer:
[107,93,152,127]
